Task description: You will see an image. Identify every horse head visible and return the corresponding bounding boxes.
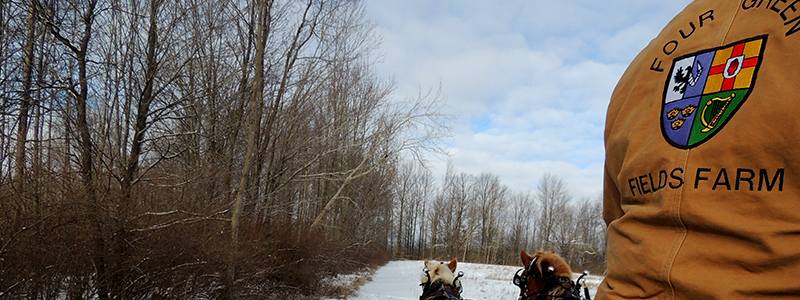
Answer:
[420,259,463,300]
[519,250,573,299]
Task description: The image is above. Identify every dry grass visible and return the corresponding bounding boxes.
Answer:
[321,264,382,299]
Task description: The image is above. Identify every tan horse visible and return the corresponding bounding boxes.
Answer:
[421,259,458,285]
[420,259,463,300]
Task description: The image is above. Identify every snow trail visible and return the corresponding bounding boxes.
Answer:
[338,260,602,300]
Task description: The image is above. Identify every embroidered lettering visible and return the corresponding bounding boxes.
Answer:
[695,168,712,189]
[713,168,731,190]
[670,168,685,189]
[742,0,800,36]
[625,167,785,196]
[759,168,785,191]
[736,168,756,191]
[649,10,716,72]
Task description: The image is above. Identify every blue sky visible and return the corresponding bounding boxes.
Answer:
[365,0,694,200]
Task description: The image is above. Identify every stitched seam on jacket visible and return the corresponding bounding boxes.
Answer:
[719,2,742,45]
[662,6,742,300]
[663,150,688,300]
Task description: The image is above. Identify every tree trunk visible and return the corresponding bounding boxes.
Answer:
[227,0,271,296]
[110,0,161,297]
[42,0,106,297]
[15,0,37,192]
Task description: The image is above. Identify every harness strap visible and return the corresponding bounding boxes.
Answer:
[420,282,462,300]
[516,274,578,300]
[514,256,541,300]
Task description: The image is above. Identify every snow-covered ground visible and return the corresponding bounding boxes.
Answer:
[328,260,603,300]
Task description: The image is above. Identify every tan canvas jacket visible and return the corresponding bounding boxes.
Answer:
[599,0,800,299]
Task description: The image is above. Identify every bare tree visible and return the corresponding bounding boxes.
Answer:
[472,172,507,263]
[437,163,464,259]
[428,192,446,259]
[393,161,412,256]
[534,172,571,251]
[14,0,38,192]
[394,161,434,257]
[36,1,109,298]
[506,191,536,263]
[565,197,606,272]
[309,87,448,230]
[229,0,273,294]
[0,0,458,298]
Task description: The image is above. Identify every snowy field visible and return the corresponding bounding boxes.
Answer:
[326,260,603,300]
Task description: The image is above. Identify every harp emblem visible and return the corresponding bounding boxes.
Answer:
[700,93,734,133]
[661,35,767,149]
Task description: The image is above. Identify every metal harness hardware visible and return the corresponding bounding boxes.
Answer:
[420,265,464,300]
[512,256,592,300]
[419,282,462,300]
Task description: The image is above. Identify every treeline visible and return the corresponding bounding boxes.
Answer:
[0,0,605,299]
[392,163,606,273]
[1,0,448,298]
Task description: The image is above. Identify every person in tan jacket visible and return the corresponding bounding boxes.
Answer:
[599,0,800,299]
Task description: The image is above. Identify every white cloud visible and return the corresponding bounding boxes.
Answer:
[366,0,693,200]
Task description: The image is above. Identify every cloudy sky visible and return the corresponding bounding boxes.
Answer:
[364,1,694,201]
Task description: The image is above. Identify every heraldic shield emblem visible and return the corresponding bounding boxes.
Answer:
[661,35,767,149]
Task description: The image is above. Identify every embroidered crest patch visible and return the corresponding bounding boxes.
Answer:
[661,35,767,149]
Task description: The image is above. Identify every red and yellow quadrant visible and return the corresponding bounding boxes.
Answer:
[704,39,762,94]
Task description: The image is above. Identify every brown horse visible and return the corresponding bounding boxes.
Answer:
[517,250,574,300]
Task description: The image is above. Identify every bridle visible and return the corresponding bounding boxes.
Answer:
[512,255,587,300]
[419,264,464,300]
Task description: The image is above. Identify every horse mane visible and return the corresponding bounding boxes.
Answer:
[519,250,572,297]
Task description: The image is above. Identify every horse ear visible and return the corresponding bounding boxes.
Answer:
[550,250,555,253]
[448,259,457,272]
[520,250,532,267]
[424,260,428,267]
